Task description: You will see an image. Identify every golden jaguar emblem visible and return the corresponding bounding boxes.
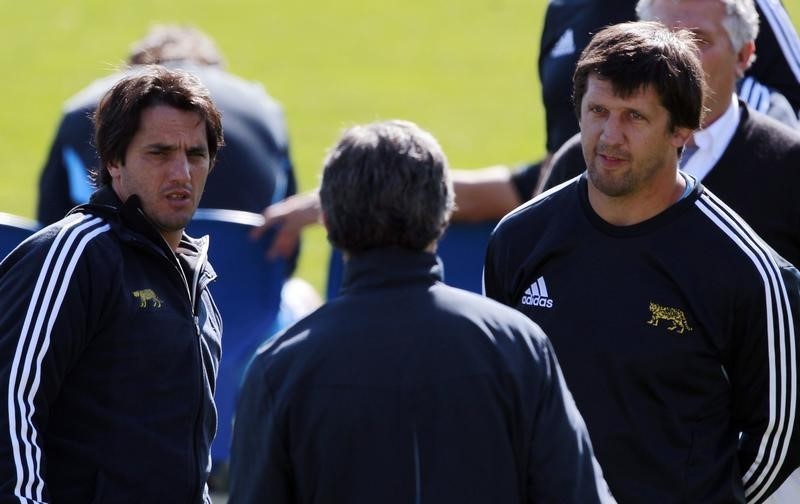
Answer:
[647,302,692,334]
[132,289,164,308]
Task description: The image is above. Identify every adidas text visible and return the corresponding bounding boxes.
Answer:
[522,295,554,308]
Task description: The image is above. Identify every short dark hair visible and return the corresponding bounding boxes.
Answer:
[320,120,455,254]
[573,21,706,131]
[127,24,225,67]
[92,65,224,186]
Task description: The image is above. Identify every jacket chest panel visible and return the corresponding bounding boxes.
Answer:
[70,260,204,403]
[511,245,729,413]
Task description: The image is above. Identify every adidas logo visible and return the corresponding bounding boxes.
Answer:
[521,276,554,308]
[549,28,576,58]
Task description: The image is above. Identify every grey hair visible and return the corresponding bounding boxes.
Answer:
[637,0,759,67]
[319,120,455,254]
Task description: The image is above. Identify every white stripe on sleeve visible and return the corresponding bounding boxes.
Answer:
[7,215,109,503]
[696,192,797,503]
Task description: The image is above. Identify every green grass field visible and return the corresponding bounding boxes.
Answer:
[1,1,798,294]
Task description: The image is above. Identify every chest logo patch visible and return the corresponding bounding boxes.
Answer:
[521,276,554,308]
[132,289,164,309]
[647,302,692,334]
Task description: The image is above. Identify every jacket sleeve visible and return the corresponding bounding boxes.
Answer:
[735,260,800,504]
[228,355,293,504]
[748,0,800,117]
[0,217,110,503]
[522,327,616,503]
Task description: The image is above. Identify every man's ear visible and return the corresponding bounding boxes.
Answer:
[671,126,694,149]
[736,40,756,78]
[107,161,122,180]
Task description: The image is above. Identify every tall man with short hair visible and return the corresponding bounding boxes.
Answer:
[485,21,800,503]
[0,66,223,502]
[229,120,615,503]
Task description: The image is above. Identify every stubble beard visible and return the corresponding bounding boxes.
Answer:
[585,145,664,199]
[143,199,197,236]
[587,163,637,197]
[584,143,636,198]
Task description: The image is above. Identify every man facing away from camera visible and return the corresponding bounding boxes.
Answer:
[228,119,615,503]
[0,66,223,503]
[485,21,800,503]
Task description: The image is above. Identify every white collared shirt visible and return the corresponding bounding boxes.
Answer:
[683,94,740,182]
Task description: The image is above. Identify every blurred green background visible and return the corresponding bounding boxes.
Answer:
[1,1,798,294]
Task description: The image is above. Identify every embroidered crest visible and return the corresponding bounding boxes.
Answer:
[647,302,692,334]
[132,289,164,308]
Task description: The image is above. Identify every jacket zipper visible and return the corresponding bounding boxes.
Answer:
[188,245,210,503]
[130,235,209,503]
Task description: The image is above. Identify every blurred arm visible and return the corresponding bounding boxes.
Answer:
[450,166,523,222]
[251,190,321,259]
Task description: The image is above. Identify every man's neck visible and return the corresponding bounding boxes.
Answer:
[161,231,182,252]
[587,171,686,226]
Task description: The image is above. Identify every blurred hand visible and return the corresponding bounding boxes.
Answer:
[251,190,322,258]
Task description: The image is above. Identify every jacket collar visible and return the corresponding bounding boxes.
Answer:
[341,247,443,294]
[72,186,211,266]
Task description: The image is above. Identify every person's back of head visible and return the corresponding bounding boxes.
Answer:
[127,24,225,68]
[319,120,455,255]
[572,20,707,132]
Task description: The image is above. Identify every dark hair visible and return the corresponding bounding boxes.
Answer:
[573,21,706,131]
[92,65,224,186]
[320,120,455,254]
[127,24,225,67]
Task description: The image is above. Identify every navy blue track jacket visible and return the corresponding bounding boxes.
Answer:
[0,187,221,503]
[229,248,615,504]
[485,175,800,503]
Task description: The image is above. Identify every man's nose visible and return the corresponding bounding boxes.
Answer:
[600,114,624,145]
[167,153,191,182]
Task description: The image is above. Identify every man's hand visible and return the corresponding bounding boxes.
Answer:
[251,190,322,258]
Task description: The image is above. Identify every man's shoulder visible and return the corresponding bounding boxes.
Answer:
[449,285,548,335]
[495,177,579,236]
[692,187,793,273]
[47,213,121,254]
[0,213,118,283]
[191,66,284,113]
[63,72,127,113]
[739,105,800,153]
